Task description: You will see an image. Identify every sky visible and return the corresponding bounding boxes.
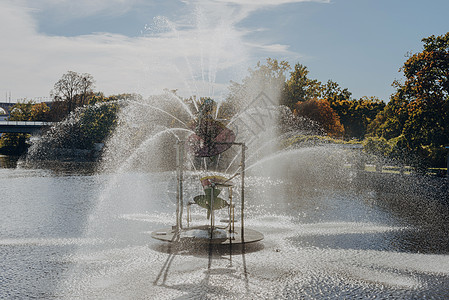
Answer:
[1,0,448,103]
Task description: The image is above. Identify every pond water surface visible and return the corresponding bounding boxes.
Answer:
[1,158,448,299]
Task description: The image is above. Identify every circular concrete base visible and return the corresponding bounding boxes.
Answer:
[151,226,263,245]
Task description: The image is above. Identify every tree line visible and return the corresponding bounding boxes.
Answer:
[1,32,448,169]
[225,32,449,169]
[0,72,122,155]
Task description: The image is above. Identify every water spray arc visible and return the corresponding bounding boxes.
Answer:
[151,99,263,245]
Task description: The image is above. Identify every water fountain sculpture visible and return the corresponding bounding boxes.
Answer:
[3,5,448,299]
[151,99,264,244]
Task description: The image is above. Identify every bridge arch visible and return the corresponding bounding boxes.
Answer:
[0,103,14,114]
[0,107,6,115]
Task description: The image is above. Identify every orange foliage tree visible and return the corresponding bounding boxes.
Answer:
[294,98,344,137]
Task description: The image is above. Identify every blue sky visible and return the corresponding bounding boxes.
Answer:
[1,0,448,103]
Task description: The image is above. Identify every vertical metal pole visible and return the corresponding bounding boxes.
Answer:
[241,143,245,240]
[175,140,184,232]
[210,185,214,239]
[179,141,184,229]
[229,187,233,237]
[175,141,180,232]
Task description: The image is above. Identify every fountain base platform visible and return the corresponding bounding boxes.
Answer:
[151,226,263,245]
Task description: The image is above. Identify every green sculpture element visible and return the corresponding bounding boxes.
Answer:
[193,187,229,219]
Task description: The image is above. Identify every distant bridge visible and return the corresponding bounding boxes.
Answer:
[0,121,53,134]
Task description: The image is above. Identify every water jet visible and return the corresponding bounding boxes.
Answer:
[151,99,264,245]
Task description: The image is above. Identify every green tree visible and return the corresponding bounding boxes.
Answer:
[322,80,352,103]
[332,96,385,140]
[282,63,321,110]
[79,98,119,149]
[363,136,391,157]
[369,32,449,167]
[367,91,409,139]
[0,101,50,155]
[0,133,29,154]
[9,101,34,121]
[226,58,291,115]
[400,33,449,152]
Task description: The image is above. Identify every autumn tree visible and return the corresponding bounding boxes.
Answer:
[30,102,51,121]
[318,80,385,139]
[9,101,34,121]
[331,96,385,139]
[0,101,51,155]
[294,98,344,137]
[52,71,95,116]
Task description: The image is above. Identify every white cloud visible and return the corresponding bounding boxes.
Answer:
[247,43,292,54]
[211,0,330,13]
[0,0,319,101]
[0,1,250,100]
[26,0,146,18]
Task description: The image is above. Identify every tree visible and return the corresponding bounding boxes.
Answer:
[52,71,95,115]
[9,101,34,121]
[400,33,449,152]
[367,91,409,139]
[8,101,50,121]
[30,102,50,121]
[282,63,322,110]
[363,136,391,158]
[0,133,29,154]
[226,58,291,115]
[369,32,449,167]
[0,101,50,155]
[331,96,385,139]
[79,98,119,149]
[322,80,352,103]
[294,98,344,137]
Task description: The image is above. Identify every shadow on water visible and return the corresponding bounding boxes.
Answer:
[151,240,265,257]
[153,239,259,298]
[374,192,449,255]
[254,164,449,256]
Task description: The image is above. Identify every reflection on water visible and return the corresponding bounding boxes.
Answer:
[0,155,19,168]
[1,166,448,299]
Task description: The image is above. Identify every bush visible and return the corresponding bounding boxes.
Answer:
[362,136,391,157]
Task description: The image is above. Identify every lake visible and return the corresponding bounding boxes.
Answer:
[1,156,448,299]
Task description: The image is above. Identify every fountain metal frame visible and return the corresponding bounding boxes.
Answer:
[151,140,264,245]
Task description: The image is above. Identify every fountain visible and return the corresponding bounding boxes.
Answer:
[2,3,448,299]
[64,74,447,298]
[150,98,264,245]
